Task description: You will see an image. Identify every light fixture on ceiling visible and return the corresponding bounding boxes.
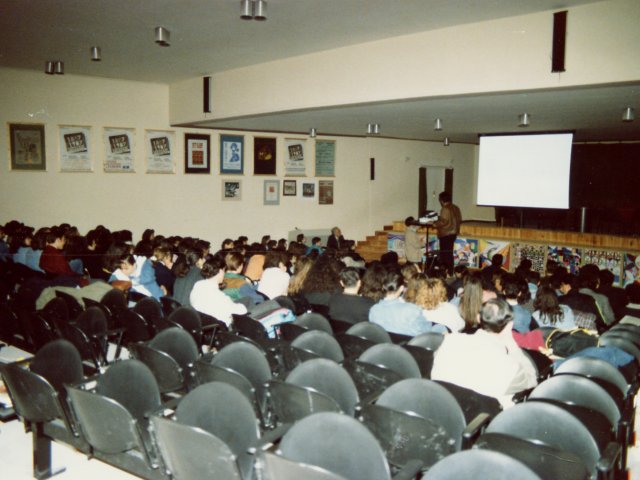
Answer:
[622,107,635,122]
[518,113,530,127]
[155,26,170,46]
[90,46,102,61]
[444,137,450,147]
[367,123,380,135]
[240,0,267,21]
[434,118,443,131]
[54,61,64,75]
[44,61,55,75]
[309,128,317,138]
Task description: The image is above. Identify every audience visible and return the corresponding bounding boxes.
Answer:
[405,275,465,332]
[328,266,375,324]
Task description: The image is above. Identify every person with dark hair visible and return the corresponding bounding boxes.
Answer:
[172,246,206,307]
[502,273,533,333]
[532,286,576,330]
[553,271,604,328]
[328,266,375,324]
[153,246,176,296]
[141,228,155,243]
[326,226,346,251]
[190,256,247,326]
[597,268,627,320]
[578,267,615,326]
[112,253,164,299]
[221,251,249,301]
[39,227,85,282]
[429,191,461,276]
[300,255,343,306]
[305,236,323,256]
[258,250,290,299]
[431,298,537,407]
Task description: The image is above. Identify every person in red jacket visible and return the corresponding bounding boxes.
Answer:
[39,227,84,280]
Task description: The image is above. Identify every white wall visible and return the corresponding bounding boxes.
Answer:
[0,68,483,247]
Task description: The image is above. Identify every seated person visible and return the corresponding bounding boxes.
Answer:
[502,273,533,333]
[369,270,446,336]
[111,253,164,300]
[39,227,86,284]
[257,250,291,300]
[622,283,640,319]
[431,298,538,407]
[326,226,346,251]
[190,256,247,326]
[578,266,615,326]
[172,246,205,307]
[153,246,176,296]
[222,251,251,301]
[244,243,266,282]
[553,271,604,328]
[328,267,375,324]
[305,236,323,256]
[597,269,627,321]
[532,286,576,330]
[404,275,465,332]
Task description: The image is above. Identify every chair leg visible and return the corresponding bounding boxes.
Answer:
[33,423,65,479]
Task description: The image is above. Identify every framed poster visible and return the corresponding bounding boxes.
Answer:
[301,180,317,201]
[263,180,280,205]
[254,137,276,175]
[283,179,297,196]
[59,125,91,172]
[146,130,175,174]
[9,123,46,171]
[222,179,242,201]
[284,138,306,176]
[315,139,336,177]
[318,180,334,205]
[220,134,244,174]
[453,238,479,268]
[184,133,210,174]
[547,245,582,275]
[104,127,135,172]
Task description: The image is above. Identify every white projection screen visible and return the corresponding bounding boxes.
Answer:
[477,133,573,209]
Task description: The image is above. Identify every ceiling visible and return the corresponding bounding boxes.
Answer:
[1,0,638,143]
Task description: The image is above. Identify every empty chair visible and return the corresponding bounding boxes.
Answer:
[134,296,170,332]
[55,290,84,320]
[65,359,163,479]
[100,288,128,319]
[129,327,199,394]
[422,450,541,480]
[337,321,392,359]
[407,331,445,351]
[168,306,206,346]
[283,330,344,370]
[118,309,155,344]
[160,296,182,316]
[294,312,333,334]
[62,306,111,369]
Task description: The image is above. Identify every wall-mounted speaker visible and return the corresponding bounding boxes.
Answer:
[552,11,567,73]
[370,158,375,180]
[203,76,212,113]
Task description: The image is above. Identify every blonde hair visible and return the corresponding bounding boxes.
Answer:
[406,275,447,310]
[288,256,315,295]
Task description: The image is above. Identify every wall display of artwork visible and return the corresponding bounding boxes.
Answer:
[145,130,175,174]
[315,139,336,177]
[583,249,622,285]
[222,179,242,201]
[623,253,640,287]
[284,138,306,176]
[104,127,135,172]
[184,133,210,174]
[220,134,244,174]
[301,180,316,200]
[479,240,511,270]
[387,233,405,258]
[318,180,334,205]
[548,245,582,275]
[283,179,297,196]
[511,243,546,274]
[59,125,91,172]
[253,137,276,175]
[453,238,479,268]
[9,123,46,171]
[263,180,280,206]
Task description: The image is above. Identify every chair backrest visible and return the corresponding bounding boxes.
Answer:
[160,296,182,316]
[423,450,541,480]
[286,358,359,415]
[346,322,392,344]
[258,451,346,480]
[149,326,199,369]
[41,297,69,326]
[359,343,421,379]
[555,355,628,398]
[76,306,108,336]
[96,359,161,422]
[291,330,344,363]
[278,412,391,480]
[598,335,640,364]
[100,288,128,315]
[119,309,154,343]
[233,314,269,341]
[55,290,84,319]
[295,313,333,335]
[210,340,272,390]
[408,332,445,351]
[486,401,600,473]
[134,296,168,332]
[30,339,83,393]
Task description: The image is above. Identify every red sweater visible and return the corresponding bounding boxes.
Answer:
[39,245,77,276]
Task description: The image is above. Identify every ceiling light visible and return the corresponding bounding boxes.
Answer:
[434,118,443,131]
[622,107,635,122]
[54,61,64,75]
[518,113,530,127]
[90,46,102,61]
[44,61,55,75]
[309,128,317,138]
[444,137,450,147]
[254,0,267,20]
[240,0,253,19]
[155,26,170,46]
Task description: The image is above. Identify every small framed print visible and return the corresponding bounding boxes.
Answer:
[283,179,297,196]
[222,179,242,201]
[254,137,277,175]
[264,180,280,206]
[319,180,334,205]
[220,134,244,174]
[185,133,210,174]
[10,123,46,171]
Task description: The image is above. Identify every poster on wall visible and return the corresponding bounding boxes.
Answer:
[511,243,546,274]
[318,180,334,205]
[253,137,276,175]
[387,233,405,258]
[222,179,242,201]
[145,130,175,174]
[263,180,279,205]
[220,134,244,174]
[547,245,582,275]
[59,125,92,172]
[479,240,511,270]
[9,123,46,171]
[103,127,135,172]
[184,133,210,174]
[300,180,316,200]
[315,140,336,177]
[583,249,622,286]
[284,138,306,176]
[453,238,479,268]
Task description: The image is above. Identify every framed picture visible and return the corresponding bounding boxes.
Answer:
[319,180,334,205]
[222,179,242,201]
[146,130,175,174]
[184,133,210,174]
[283,179,297,196]
[301,180,317,200]
[315,140,336,177]
[220,134,244,174]
[9,123,46,171]
[254,137,277,175]
[103,127,135,172]
[284,138,306,176]
[263,180,280,205]
[59,125,91,172]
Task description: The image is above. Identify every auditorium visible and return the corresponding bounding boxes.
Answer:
[1,0,640,478]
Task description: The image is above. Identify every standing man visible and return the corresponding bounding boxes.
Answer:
[430,192,462,275]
